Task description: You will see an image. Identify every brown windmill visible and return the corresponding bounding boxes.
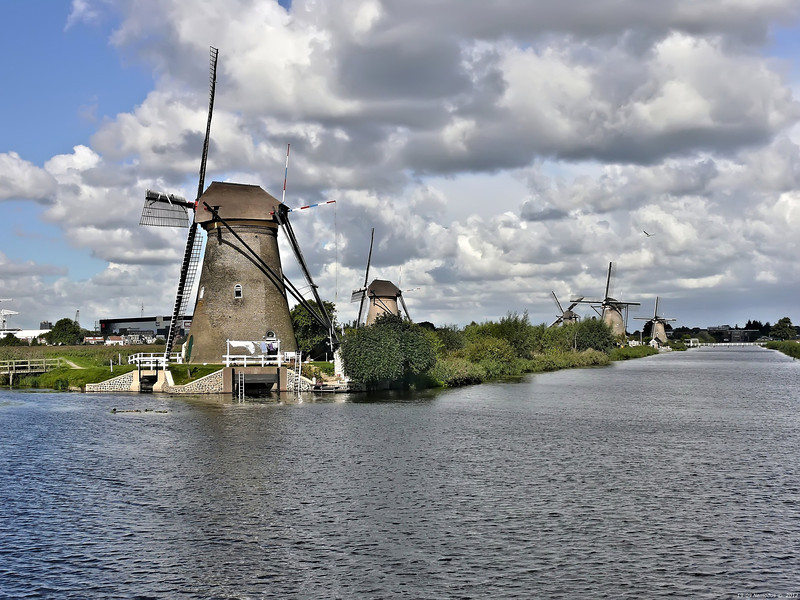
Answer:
[571,262,640,338]
[350,229,411,326]
[139,48,336,364]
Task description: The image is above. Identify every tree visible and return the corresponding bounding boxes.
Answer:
[434,324,465,355]
[0,333,24,346]
[770,317,796,341]
[574,318,614,352]
[463,311,537,358]
[340,313,436,387]
[290,300,337,359]
[44,318,83,345]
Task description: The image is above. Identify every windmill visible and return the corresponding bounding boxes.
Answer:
[350,229,411,326]
[138,48,337,364]
[634,296,676,346]
[571,262,640,337]
[549,291,583,327]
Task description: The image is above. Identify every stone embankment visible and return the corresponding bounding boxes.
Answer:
[85,366,350,394]
[85,371,136,393]
[161,369,224,394]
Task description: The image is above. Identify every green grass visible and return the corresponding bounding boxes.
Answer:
[1,344,172,390]
[0,344,166,367]
[11,366,138,390]
[168,364,224,386]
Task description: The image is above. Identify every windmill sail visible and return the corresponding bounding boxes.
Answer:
[353,228,374,326]
[139,191,191,227]
[162,47,219,359]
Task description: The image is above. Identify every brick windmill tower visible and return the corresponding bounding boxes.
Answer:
[139,48,336,365]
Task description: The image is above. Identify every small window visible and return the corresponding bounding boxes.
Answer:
[234,284,243,299]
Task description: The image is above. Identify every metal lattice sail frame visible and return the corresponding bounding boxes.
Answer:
[136,47,218,362]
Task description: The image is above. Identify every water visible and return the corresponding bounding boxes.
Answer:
[1,347,799,598]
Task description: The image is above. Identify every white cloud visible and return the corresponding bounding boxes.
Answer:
[5,0,800,329]
[0,153,58,203]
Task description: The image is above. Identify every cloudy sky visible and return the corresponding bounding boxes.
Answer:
[3,0,800,332]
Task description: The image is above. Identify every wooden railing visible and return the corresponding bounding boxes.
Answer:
[0,358,64,375]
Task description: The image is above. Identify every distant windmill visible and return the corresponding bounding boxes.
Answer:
[634,296,676,346]
[572,262,640,337]
[350,229,411,326]
[549,291,582,327]
[138,48,337,364]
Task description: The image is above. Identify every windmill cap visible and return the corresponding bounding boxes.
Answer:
[195,181,281,224]
[368,279,401,296]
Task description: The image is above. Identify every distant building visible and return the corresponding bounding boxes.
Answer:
[99,315,191,339]
[84,336,104,345]
[105,336,124,346]
[40,321,53,329]
[2,329,50,344]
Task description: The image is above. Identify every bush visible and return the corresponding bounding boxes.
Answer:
[311,361,335,376]
[434,325,465,355]
[610,345,658,360]
[463,311,537,358]
[340,314,436,387]
[766,340,800,359]
[574,319,615,352]
[429,356,486,387]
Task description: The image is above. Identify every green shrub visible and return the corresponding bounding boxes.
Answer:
[574,319,615,352]
[766,340,800,359]
[610,345,658,360]
[429,356,486,387]
[340,314,436,387]
[311,361,335,376]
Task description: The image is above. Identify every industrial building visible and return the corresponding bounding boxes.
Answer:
[98,315,191,339]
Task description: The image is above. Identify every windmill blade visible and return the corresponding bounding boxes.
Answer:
[567,296,583,311]
[273,205,338,344]
[196,46,218,201]
[551,291,565,314]
[604,262,614,301]
[548,316,562,328]
[398,292,412,321]
[356,228,374,327]
[162,47,218,360]
[653,296,659,320]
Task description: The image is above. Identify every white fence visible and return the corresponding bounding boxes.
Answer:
[224,339,284,367]
[128,352,184,368]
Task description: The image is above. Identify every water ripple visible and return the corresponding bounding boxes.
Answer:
[1,348,798,598]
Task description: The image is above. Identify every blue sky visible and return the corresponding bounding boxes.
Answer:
[2,3,153,282]
[3,0,800,332]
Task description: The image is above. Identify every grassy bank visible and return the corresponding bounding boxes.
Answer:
[10,366,138,391]
[766,340,800,359]
[0,344,165,368]
[1,345,165,390]
[428,347,658,388]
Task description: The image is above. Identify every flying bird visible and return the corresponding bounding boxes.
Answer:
[643,230,655,237]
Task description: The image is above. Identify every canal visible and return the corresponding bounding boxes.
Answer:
[1,346,798,598]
